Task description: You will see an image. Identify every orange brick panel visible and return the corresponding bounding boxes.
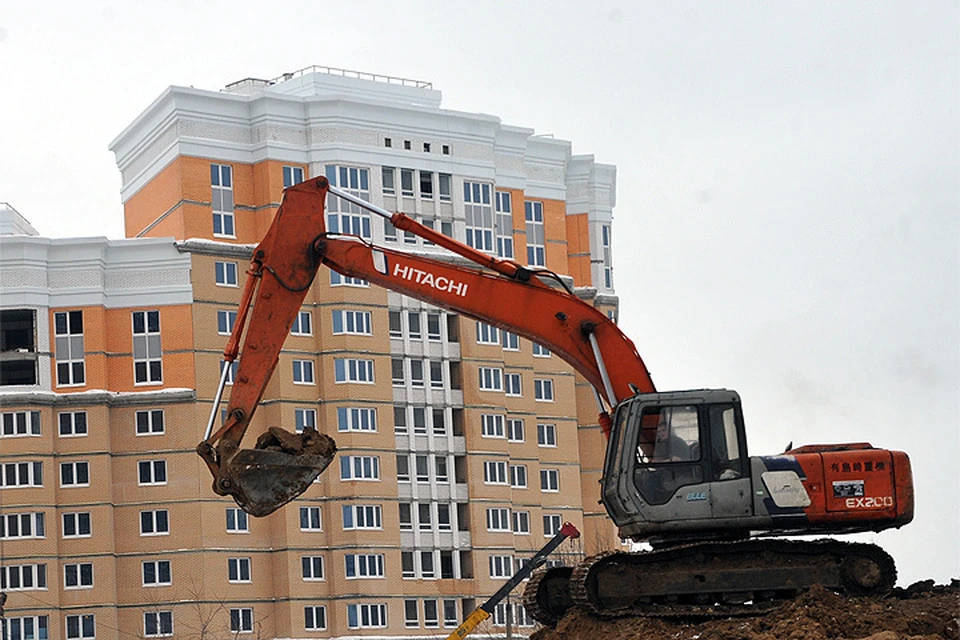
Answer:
[123,159,183,239]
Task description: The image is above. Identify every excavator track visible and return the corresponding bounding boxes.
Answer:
[524,539,896,625]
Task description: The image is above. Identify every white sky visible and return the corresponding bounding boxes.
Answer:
[1,2,957,585]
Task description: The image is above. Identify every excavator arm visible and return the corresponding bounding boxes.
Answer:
[197,176,655,515]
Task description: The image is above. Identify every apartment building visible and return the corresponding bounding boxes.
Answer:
[0,67,621,639]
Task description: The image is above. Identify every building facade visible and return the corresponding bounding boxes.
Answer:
[0,67,622,639]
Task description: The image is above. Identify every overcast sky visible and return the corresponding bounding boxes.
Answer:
[1,2,957,585]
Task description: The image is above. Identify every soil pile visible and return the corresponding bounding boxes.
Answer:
[530,581,959,640]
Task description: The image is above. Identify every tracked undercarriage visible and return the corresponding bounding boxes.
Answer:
[523,539,896,625]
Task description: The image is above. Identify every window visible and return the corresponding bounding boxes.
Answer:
[332,309,372,335]
[438,173,452,201]
[214,260,238,286]
[495,190,514,258]
[219,360,238,385]
[228,557,251,583]
[62,512,89,538]
[330,271,368,287]
[65,614,95,640]
[400,168,415,196]
[486,508,510,532]
[132,310,162,384]
[427,313,442,340]
[304,606,327,631]
[388,311,402,337]
[437,503,452,530]
[334,358,374,383]
[489,555,512,579]
[55,411,86,438]
[534,378,554,401]
[507,419,525,442]
[143,560,172,586]
[54,310,85,386]
[301,556,324,581]
[230,608,253,634]
[407,311,422,339]
[64,562,93,589]
[510,464,528,489]
[382,166,395,195]
[501,330,519,351]
[399,503,412,531]
[537,423,558,447]
[1,564,46,591]
[423,599,439,628]
[340,455,380,480]
[342,504,382,530]
[144,611,173,637]
[1,512,45,540]
[419,170,434,197]
[601,223,613,289]
[135,409,164,435]
[325,165,371,238]
[295,408,317,433]
[464,182,494,251]
[283,165,304,188]
[540,468,560,492]
[417,503,432,531]
[483,460,508,485]
[505,373,522,396]
[442,144,451,155]
[532,342,551,357]
[478,366,503,391]
[0,461,42,488]
[415,455,429,482]
[337,407,376,432]
[226,508,249,533]
[440,550,455,578]
[525,200,545,266]
[344,554,385,578]
[481,414,505,438]
[292,359,315,384]
[444,599,458,627]
[6,616,49,640]
[140,510,169,536]
[543,514,563,537]
[138,460,167,485]
[433,408,447,435]
[211,164,234,237]
[60,461,89,487]
[475,321,499,345]
[396,454,410,483]
[347,603,387,629]
[391,358,404,386]
[384,137,393,148]
[404,599,419,627]
[291,311,312,335]
[299,506,322,531]
[2,410,41,437]
[435,457,449,483]
[420,550,436,578]
[409,359,424,387]
[216,310,237,335]
[513,510,531,534]
[401,552,416,579]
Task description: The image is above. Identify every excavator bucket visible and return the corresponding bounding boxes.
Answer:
[216,427,337,517]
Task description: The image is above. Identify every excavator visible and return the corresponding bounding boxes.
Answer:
[197,176,914,623]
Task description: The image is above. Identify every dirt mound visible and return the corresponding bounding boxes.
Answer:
[530,581,959,640]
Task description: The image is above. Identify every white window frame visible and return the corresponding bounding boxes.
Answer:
[337,406,377,432]
[513,510,531,534]
[480,413,505,438]
[217,309,237,335]
[332,309,372,335]
[1,512,46,540]
[475,321,500,345]
[483,460,508,485]
[140,509,169,536]
[510,464,528,489]
[142,560,172,587]
[58,410,87,437]
[534,378,555,402]
[63,562,93,589]
[294,408,317,433]
[464,181,494,252]
[61,512,89,539]
[342,504,383,530]
[495,190,514,259]
[143,611,174,637]
[325,165,372,239]
[485,507,511,532]
[346,603,387,629]
[334,358,374,384]
[543,513,563,537]
[525,200,545,267]
[135,409,164,436]
[211,163,235,238]
[537,423,558,447]
[226,508,249,533]
[137,460,167,486]
[304,605,327,631]
[478,366,503,391]
[292,359,315,385]
[339,455,380,481]
[229,608,253,634]
[532,342,552,357]
[540,468,560,493]
[301,555,325,581]
[283,165,304,188]
[0,461,43,488]
[132,310,162,385]
[59,461,90,488]
[2,563,47,591]
[214,260,238,287]
[507,419,525,443]
[290,310,312,336]
[501,330,520,351]
[64,613,95,640]
[299,506,322,531]
[54,310,85,387]
[489,555,513,579]
[7,615,49,639]
[344,553,385,579]
[227,557,251,583]
[505,372,522,396]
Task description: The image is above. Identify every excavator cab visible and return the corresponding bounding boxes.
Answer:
[601,389,754,540]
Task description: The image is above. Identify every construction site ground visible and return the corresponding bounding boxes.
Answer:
[529,580,959,640]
